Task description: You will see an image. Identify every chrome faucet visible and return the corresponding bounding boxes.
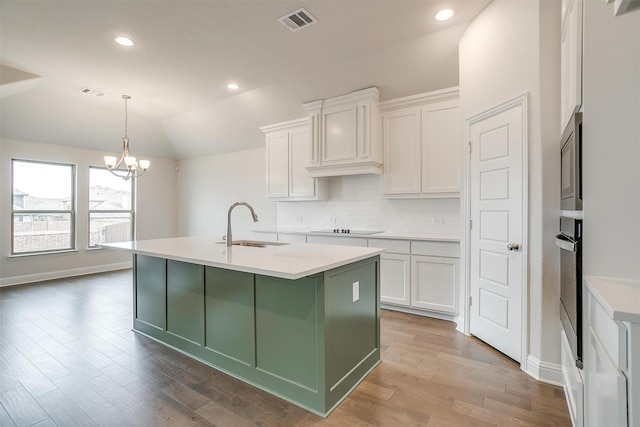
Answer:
[226,202,259,247]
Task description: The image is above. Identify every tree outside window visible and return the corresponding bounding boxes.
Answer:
[11,159,76,254]
[89,167,134,248]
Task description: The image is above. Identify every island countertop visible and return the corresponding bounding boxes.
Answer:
[104,236,384,280]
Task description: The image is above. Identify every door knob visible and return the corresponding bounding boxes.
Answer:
[507,243,520,251]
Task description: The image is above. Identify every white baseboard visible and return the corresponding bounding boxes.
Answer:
[380,303,457,323]
[524,354,564,386]
[0,262,132,287]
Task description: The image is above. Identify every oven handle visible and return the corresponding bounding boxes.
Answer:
[555,234,576,252]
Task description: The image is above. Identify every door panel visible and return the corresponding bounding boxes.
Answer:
[289,126,315,198]
[380,253,410,306]
[469,103,524,362]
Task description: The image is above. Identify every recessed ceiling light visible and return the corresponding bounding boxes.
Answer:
[114,36,134,47]
[227,83,240,90]
[435,8,454,21]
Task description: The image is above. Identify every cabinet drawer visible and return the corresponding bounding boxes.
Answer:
[411,241,459,258]
[588,292,627,369]
[368,238,410,254]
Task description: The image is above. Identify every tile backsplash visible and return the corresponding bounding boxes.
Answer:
[277,175,460,234]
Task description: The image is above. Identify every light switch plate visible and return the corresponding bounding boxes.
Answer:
[352,281,359,302]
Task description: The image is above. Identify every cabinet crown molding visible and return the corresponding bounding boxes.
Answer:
[260,117,310,134]
[379,86,459,112]
[303,87,379,112]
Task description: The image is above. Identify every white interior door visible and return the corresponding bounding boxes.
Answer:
[469,101,525,362]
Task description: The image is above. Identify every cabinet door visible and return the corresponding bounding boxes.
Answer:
[586,327,628,427]
[135,255,166,330]
[288,126,316,198]
[266,132,289,198]
[421,101,460,195]
[560,0,582,132]
[380,253,411,306]
[322,104,357,164]
[167,260,204,346]
[411,255,459,313]
[382,108,421,195]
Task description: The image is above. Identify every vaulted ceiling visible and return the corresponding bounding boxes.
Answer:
[0,1,491,160]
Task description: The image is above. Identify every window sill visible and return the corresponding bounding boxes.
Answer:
[8,249,79,259]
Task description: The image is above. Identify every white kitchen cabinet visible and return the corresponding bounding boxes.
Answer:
[411,255,459,314]
[583,276,640,427]
[561,330,584,427]
[560,0,583,132]
[261,118,326,201]
[381,88,460,198]
[303,87,382,177]
[369,239,412,306]
[381,108,422,194]
[369,238,460,317]
[586,327,627,426]
[379,253,411,306]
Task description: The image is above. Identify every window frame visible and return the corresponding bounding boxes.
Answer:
[87,166,135,249]
[10,158,77,256]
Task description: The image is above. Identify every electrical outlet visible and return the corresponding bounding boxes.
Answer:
[329,217,337,224]
[352,281,359,302]
[432,216,444,225]
[297,216,303,222]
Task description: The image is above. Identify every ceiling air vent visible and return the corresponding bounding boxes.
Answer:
[80,87,105,97]
[279,8,317,32]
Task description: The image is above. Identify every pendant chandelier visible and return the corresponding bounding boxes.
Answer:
[104,95,150,180]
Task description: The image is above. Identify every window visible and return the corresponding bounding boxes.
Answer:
[11,159,76,255]
[89,167,134,248]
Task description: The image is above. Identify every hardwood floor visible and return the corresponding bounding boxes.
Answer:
[0,270,571,426]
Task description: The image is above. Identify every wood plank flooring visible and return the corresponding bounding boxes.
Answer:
[0,270,571,426]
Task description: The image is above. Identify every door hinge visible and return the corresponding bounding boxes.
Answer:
[469,296,472,306]
[469,219,472,230]
[468,141,472,153]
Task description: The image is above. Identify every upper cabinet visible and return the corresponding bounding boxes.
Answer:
[380,87,460,198]
[261,118,326,201]
[560,0,583,132]
[303,87,382,178]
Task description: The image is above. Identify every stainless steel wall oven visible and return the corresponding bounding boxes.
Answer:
[561,112,582,211]
[558,110,584,368]
[557,216,583,368]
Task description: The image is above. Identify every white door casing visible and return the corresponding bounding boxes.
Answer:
[466,94,528,363]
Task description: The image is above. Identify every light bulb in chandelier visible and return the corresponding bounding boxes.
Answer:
[103,95,151,180]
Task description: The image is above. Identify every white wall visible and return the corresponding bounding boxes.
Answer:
[582,2,640,279]
[459,0,562,381]
[276,174,460,235]
[0,138,178,286]
[176,147,277,239]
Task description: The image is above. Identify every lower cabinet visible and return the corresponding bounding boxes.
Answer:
[133,254,381,417]
[584,284,631,427]
[411,255,459,313]
[135,255,166,330]
[251,233,461,318]
[585,327,627,426]
[167,260,204,345]
[379,253,410,306]
[370,239,460,316]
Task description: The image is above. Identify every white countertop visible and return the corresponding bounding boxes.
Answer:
[253,228,460,242]
[103,236,384,280]
[584,275,640,323]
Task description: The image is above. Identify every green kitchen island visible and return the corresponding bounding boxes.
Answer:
[105,236,383,417]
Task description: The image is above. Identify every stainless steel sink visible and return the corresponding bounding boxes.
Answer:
[216,240,289,248]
